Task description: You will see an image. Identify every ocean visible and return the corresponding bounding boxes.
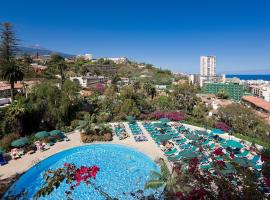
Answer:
[226,74,270,81]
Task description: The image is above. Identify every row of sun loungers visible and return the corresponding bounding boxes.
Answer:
[143,121,263,174]
[113,123,129,140]
[128,122,148,142]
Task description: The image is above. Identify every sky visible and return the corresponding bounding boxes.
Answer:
[1,0,270,74]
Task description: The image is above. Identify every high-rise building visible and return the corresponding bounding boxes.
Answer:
[200,56,216,76]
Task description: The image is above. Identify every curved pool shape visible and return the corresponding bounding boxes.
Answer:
[7,144,162,199]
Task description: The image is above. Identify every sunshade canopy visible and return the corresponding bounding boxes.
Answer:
[11,137,29,148]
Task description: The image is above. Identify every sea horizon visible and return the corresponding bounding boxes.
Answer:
[226,74,270,81]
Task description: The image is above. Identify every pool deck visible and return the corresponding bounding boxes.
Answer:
[0,122,166,180]
[0,121,263,181]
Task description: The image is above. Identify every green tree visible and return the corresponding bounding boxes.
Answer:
[217,103,270,141]
[120,99,140,118]
[155,95,173,110]
[21,53,33,74]
[49,54,67,89]
[217,89,229,99]
[132,80,141,92]
[0,22,24,102]
[172,84,199,114]
[192,103,208,122]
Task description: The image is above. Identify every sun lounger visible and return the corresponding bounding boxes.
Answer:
[235,150,250,157]
[167,153,182,161]
[164,148,178,156]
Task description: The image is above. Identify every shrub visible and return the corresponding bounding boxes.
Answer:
[149,111,185,121]
[94,83,105,94]
[80,132,113,143]
[215,122,230,132]
[0,133,20,151]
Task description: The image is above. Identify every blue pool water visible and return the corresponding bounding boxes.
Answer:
[7,144,162,199]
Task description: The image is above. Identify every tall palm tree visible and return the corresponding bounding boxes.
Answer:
[50,54,66,89]
[0,22,24,102]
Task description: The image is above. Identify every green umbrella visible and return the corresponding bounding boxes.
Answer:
[35,131,49,139]
[126,116,135,123]
[11,137,29,148]
[50,130,62,136]
[153,123,164,128]
[224,140,243,149]
[160,118,170,124]
[155,134,172,142]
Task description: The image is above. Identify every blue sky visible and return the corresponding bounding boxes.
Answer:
[1,0,270,74]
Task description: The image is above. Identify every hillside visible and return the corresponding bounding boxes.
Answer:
[17,46,74,58]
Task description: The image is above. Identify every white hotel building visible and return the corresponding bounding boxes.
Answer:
[189,56,225,87]
[200,56,216,76]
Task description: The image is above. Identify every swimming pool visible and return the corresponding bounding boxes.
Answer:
[6,144,163,199]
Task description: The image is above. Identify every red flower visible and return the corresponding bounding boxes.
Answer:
[230,153,235,159]
[213,148,224,156]
[265,178,270,187]
[64,163,70,167]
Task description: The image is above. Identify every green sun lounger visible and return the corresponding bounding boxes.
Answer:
[235,150,249,157]
[164,148,178,155]
[167,153,182,161]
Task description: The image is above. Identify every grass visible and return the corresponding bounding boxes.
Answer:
[235,133,268,148]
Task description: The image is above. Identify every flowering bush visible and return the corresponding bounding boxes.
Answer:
[213,148,224,156]
[34,163,115,200]
[215,122,230,132]
[95,83,105,94]
[150,111,185,121]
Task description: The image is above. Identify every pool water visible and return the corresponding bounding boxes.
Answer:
[7,144,162,200]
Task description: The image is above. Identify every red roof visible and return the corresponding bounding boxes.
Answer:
[242,96,270,113]
[0,83,23,91]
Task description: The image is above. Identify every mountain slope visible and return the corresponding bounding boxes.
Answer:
[17,46,74,58]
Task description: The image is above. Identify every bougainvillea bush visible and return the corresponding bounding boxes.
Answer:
[215,122,230,132]
[149,111,185,121]
[34,163,115,200]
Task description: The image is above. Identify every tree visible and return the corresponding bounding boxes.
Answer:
[21,53,33,74]
[132,81,141,92]
[0,22,24,102]
[49,54,66,89]
[216,103,270,141]
[172,84,199,114]
[155,95,173,110]
[77,113,96,134]
[192,102,208,123]
[217,89,229,99]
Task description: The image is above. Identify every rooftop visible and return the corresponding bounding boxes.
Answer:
[242,96,270,113]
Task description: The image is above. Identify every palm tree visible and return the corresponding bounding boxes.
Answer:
[149,86,156,99]
[77,114,96,134]
[0,22,24,102]
[1,60,24,101]
[144,158,177,193]
[50,54,66,89]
